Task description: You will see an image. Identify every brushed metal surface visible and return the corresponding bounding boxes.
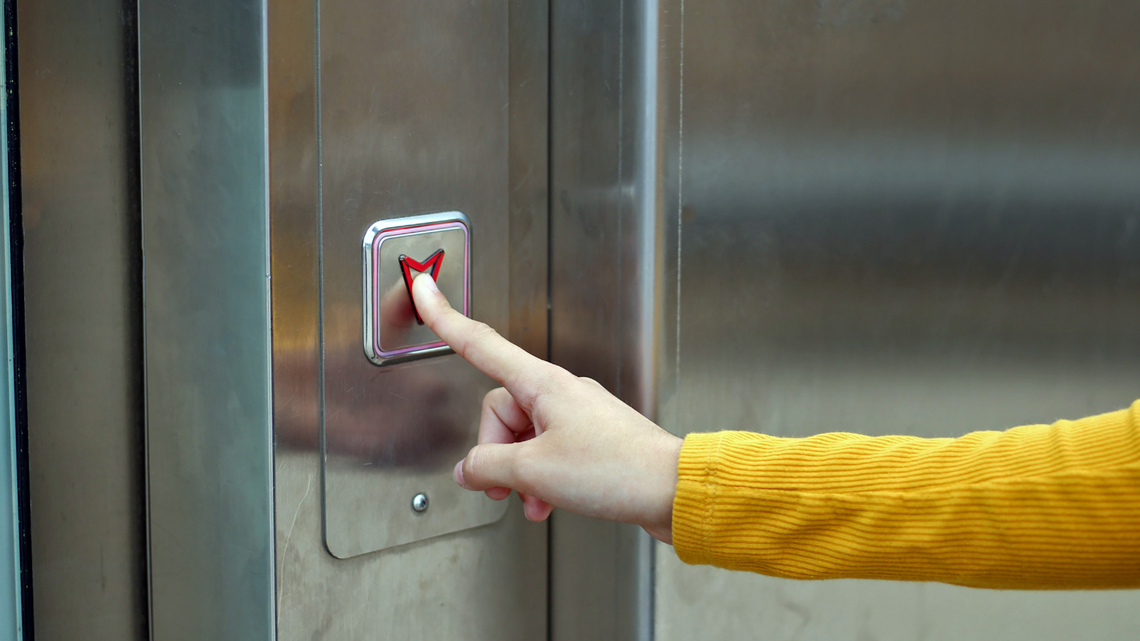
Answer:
[319,0,513,560]
[548,0,633,636]
[654,0,1140,640]
[271,0,548,637]
[507,0,551,362]
[549,0,682,639]
[139,0,276,638]
[552,0,1140,639]
[19,1,148,638]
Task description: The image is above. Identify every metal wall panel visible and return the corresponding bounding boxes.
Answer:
[19,1,147,638]
[659,0,1140,639]
[318,0,512,560]
[139,0,275,638]
[552,0,1140,639]
[271,0,549,638]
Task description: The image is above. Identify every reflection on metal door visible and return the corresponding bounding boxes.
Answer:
[550,1,1140,640]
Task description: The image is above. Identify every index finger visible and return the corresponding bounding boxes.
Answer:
[412,273,554,403]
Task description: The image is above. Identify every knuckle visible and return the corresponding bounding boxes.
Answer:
[463,446,484,482]
[542,368,577,394]
[513,374,549,409]
[480,388,510,424]
[528,390,559,424]
[579,376,604,390]
[529,374,556,400]
[513,367,573,411]
[510,448,536,491]
[470,321,498,342]
[466,444,515,488]
[459,321,498,355]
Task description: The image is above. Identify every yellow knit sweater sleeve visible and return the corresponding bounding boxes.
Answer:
[671,400,1140,589]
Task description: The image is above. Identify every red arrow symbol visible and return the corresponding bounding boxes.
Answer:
[399,249,445,325]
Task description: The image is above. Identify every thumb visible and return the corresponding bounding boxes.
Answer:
[454,443,518,491]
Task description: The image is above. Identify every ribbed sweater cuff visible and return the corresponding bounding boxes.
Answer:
[672,432,729,566]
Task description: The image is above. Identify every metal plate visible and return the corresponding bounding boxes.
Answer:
[139,0,276,637]
[319,0,512,559]
[362,212,470,366]
[273,0,548,636]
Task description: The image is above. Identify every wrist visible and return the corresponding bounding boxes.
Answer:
[644,433,683,544]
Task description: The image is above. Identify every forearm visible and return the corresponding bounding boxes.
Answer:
[672,402,1140,589]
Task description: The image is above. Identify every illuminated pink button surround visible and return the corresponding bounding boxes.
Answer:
[363,213,470,366]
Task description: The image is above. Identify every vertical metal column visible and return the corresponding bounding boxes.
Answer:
[549,0,683,639]
[139,0,275,638]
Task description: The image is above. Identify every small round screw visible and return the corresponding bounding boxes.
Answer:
[411,493,429,513]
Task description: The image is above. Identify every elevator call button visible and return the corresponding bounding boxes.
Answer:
[362,212,470,366]
[398,248,445,325]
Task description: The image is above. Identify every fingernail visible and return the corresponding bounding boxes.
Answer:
[419,273,439,293]
[453,460,466,488]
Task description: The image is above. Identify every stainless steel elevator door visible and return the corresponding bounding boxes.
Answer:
[657,0,1140,639]
[22,1,147,638]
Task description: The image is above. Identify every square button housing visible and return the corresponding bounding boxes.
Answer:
[362,212,470,366]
